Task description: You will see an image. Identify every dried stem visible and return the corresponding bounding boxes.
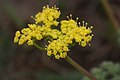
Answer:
[101,0,120,31]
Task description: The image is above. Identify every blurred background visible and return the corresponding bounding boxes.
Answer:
[0,0,120,80]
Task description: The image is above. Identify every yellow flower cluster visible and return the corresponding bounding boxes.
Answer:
[46,18,93,59]
[14,5,93,59]
[61,20,93,47]
[33,5,60,27]
[14,24,44,45]
[47,39,69,59]
[14,5,61,46]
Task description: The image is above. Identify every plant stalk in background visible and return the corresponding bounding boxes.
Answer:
[101,0,120,31]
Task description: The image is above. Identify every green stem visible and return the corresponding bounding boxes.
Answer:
[33,42,46,51]
[65,56,97,80]
[33,43,96,80]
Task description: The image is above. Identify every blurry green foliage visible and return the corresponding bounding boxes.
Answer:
[34,71,82,80]
[0,70,83,80]
[3,1,25,27]
[0,1,25,79]
[117,30,120,45]
[83,61,120,80]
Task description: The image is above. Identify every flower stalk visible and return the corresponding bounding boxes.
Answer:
[34,42,46,51]
[65,56,97,80]
[14,5,96,80]
[34,42,97,80]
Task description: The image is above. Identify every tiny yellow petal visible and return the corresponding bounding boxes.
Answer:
[14,37,19,43]
[81,41,87,47]
[15,31,21,37]
[55,55,60,59]
[27,40,33,46]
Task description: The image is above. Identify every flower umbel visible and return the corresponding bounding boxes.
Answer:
[33,5,60,27]
[14,5,93,59]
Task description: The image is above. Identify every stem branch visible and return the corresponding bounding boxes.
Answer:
[33,42,46,51]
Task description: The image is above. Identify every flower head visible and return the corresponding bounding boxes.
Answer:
[46,39,69,59]
[14,24,43,45]
[33,5,60,27]
[14,5,93,59]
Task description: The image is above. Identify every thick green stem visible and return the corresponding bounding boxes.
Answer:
[65,56,97,80]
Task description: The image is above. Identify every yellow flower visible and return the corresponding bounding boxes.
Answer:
[60,16,93,47]
[14,5,94,59]
[14,24,44,45]
[21,28,31,35]
[33,5,60,28]
[14,31,21,43]
[14,37,19,43]
[15,31,21,37]
[46,29,61,39]
[18,38,25,45]
[55,55,60,59]
[46,39,69,59]
[27,39,33,46]
[80,41,87,47]
[60,52,67,58]
[60,19,78,34]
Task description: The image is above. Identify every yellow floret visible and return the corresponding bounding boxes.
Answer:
[60,19,78,34]
[33,5,60,28]
[21,28,31,35]
[27,40,33,46]
[80,41,87,47]
[14,37,19,43]
[60,52,67,58]
[18,38,25,45]
[28,24,37,30]
[15,31,21,37]
[55,55,60,59]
